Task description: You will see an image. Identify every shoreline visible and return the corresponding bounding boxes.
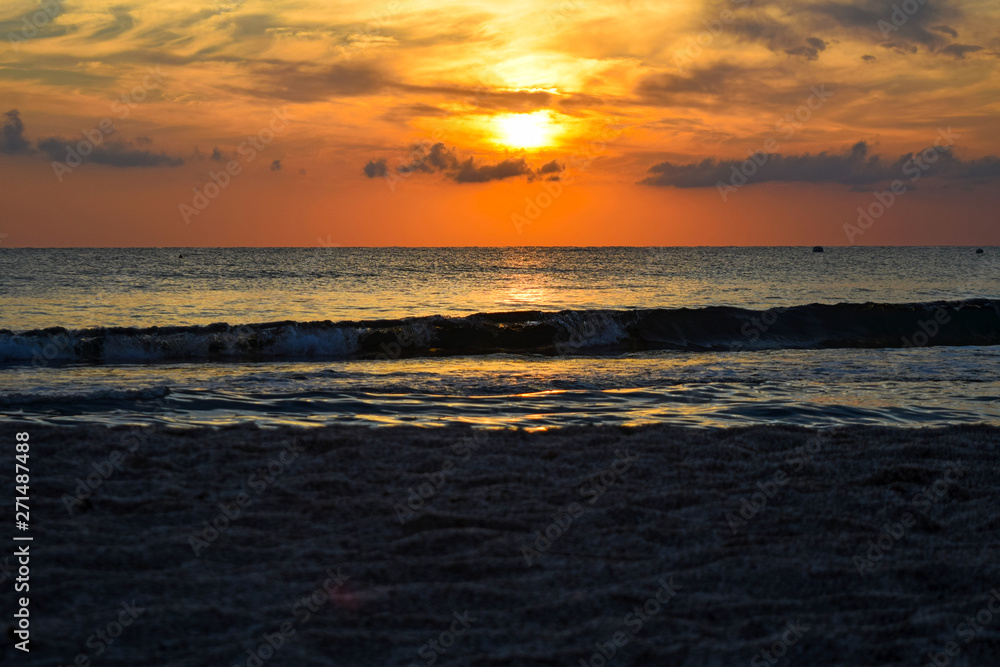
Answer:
[6,423,1000,665]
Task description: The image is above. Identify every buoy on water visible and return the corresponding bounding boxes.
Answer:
[812,246,824,253]
[976,248,984,254]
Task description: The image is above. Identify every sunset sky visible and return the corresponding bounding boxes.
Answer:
[1,0,998,246]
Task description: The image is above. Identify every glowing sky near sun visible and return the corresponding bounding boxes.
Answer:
[0,0,998,246]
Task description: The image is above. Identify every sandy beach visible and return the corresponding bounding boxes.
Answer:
[3,423,998,666]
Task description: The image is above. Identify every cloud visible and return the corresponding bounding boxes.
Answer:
[230,13,275,37]
[453,157,532,183]
[398,142,460,174]
[720,0,968,60]
[362,143,542,184]
[786,36,828,60]
[89,5,135,42]
[930,24,959,38]
[640,141,1000,188]
[728,12,803,53]
[810,0,961,51]
[636,63,748,106]
[362,158,388,178]
[399,83,555,112]
[381,104,451,124]
[861,54,877,62]
[940,43,983,58]
[0,0,73,44]
[177,7,237,28]
[242,63,388,101]
[37,137,184,168]
[539,160,563,175]
[1,110,32,154]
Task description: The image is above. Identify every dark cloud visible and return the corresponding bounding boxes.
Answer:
[362,143,542,184]
[810,0,960,51]
[786,36,828,60]
[270,159,281,171]
[381,104,451,123]
[641,141,1000,188]
[726,11,830,60]
[636,63,747,105]
[240,63,387,101]
[930,24,959,38]
[720,0,965,59]
[0,0,73,44]
[89,5,135,42]
[362,158,388,178]
[881,40,918,54]
[398,143,460,174]
[0,66,114,88]
[230,13,275,37]
[940,43,983,58]
[1,110,31,155]
[178,7,237,28]
[861,54,877,62]
[453,157,532,183]
[728,13,802,52]
[539,160,563,175]
[37,137,184,168]
[399,83,554,112]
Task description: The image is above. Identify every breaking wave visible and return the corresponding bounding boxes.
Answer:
[2,300,999,365]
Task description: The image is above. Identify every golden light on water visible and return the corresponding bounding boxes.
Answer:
[493,111,556,149]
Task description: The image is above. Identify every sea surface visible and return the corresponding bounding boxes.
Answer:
[1,246,998,429]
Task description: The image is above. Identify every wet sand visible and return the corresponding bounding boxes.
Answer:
[5,423,1000,666]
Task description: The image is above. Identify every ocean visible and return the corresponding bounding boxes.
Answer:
[2,246,998,429]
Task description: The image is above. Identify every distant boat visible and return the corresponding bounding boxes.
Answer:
[812,246,824,253]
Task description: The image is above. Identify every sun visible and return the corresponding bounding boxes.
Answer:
[494,111,555,149]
